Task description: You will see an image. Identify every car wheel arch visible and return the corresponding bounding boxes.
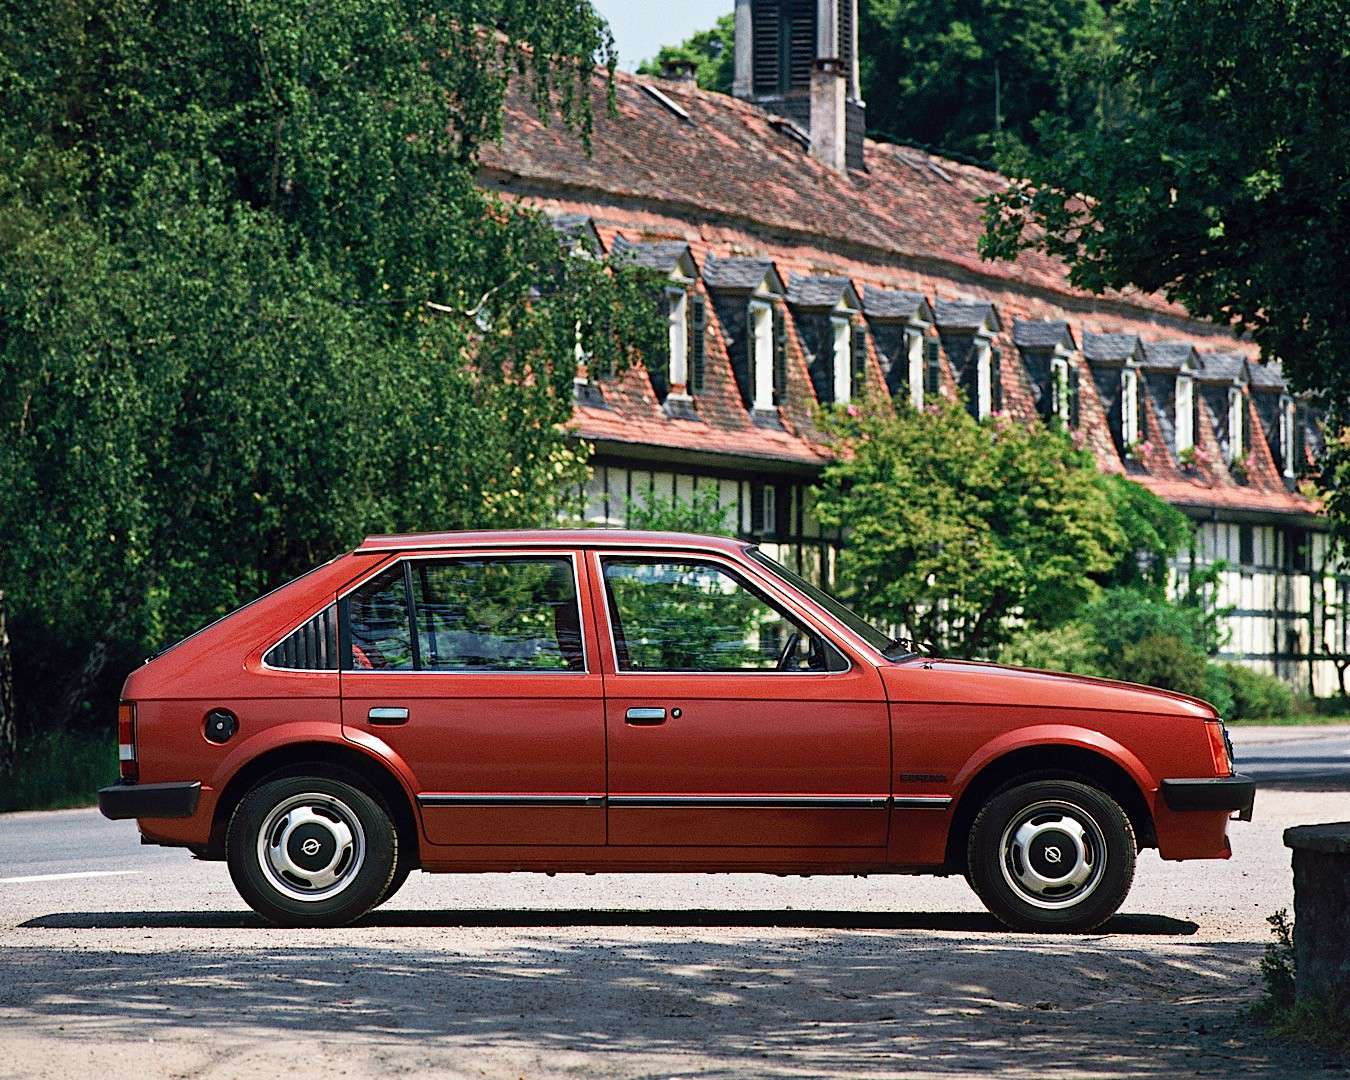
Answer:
[942,742,1157,873]
[206,740,421,867]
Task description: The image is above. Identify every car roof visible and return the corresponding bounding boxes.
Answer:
[356,528,750,555]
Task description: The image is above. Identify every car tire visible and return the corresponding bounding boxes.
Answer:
[374,861,413,909]
[226,774,397,928]
[966,778,1135,933]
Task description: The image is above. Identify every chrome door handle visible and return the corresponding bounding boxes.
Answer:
[625,707,667,726]
[368,707,409,725]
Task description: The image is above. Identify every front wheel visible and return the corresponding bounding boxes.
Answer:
[226,774,396,928]
[966,779,1135,933]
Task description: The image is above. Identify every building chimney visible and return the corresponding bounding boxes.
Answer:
[660,58,699,84]
[810,58,847,173]
[732,0,753,98]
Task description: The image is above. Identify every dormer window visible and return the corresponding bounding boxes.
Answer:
[750,298,775,411]
[935,299,1002,422]
[832,315,852,404]
[1121,367,1140,445]
[1227,386,1246,463]
[665,287,688,398]
[860,288,933,409]
[1280,395,1297,477]
[1175,374,1194,452]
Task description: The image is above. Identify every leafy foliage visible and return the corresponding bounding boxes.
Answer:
[982,0,1350,414]
[814,398,1122,657]
[623,488,736,536]
[862,0,1110,161]
[0,0,666,745]
[636,14,735,93]
[1220,663,1296,722]
[1097,475,1193,591]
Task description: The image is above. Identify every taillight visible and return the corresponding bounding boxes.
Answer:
[1204,720,1232,777]
[118,702,138,782]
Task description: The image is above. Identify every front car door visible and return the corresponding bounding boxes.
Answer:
[339,549,606,848]
[589,547,890,853]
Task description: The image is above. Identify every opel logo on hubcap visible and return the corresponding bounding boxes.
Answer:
[301,838,322,857]
[1044,846,1062,864]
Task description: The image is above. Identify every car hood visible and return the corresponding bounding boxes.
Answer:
[881,657,1219,720]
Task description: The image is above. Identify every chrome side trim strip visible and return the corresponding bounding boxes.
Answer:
[417,794,606,807]
[607,795,890,809]
[892,796,954,809]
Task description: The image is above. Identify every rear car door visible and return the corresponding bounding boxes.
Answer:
[590,549,890,850]
[340,549,605,847]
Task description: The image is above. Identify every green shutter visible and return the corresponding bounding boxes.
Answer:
[990,346,1003,413]
[924,339,942,397]
[688,294,706,393]
[1068,365,1081,428]
[772,305,788,405]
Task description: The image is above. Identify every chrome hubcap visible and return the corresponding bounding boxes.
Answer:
[257,793,365,903]
[999,799,1106,910]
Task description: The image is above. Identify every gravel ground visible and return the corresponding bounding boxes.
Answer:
[1,789,1348,1078]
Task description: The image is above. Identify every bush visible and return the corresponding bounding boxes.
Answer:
[0,728,116,813]
[1221,663,1296,721]
[1111,633,1210,698]
[997,622,1104,676]
[1083,587,1220,657]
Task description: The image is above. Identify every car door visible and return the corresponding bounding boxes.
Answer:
[340,549,606,847]
[589,548,890,850]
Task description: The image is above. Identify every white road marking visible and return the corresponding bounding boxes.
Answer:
[0,870,141,885]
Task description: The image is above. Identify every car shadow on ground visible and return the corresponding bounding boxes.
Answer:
[0,933,1299,1077]
[21,908,1199,935]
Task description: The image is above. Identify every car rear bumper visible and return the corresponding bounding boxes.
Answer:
[1160,775,1255,820]
[98,780,202,820]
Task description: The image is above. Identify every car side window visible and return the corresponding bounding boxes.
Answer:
[410,557,583,672]
[601,557,841,673]
[347,567,415,670]
[345,557,583,672]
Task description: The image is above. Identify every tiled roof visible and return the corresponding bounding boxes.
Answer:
[1139,341,1198,371]
[548,212,601,251]
[787,275,859,310]
[1250,361,1288,392]
[934,300,1000,333]
[703,254,779,292]
[1083,333,1143,364]
[863,287,931,322]
[609,234,693,273]
[1013,319,1075,351]
[1195,352,1250,384]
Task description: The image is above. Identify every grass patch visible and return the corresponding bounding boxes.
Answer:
[0,727,117,813]
[1228,713,1350,726]
[1245,910,1350,1059]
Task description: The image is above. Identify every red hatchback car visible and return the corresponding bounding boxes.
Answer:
[100,530,1254,930]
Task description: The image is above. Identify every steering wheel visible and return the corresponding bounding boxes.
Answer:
[776,631,802,671]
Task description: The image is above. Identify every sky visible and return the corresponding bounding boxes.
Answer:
[590,1,729,71]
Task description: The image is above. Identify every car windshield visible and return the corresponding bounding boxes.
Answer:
[746,548,907,658]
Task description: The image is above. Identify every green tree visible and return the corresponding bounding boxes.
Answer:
[1096,474,1193,590]
[982,0,1350,413]
[862,0,1110,161]
[0,0,665,759]
[637,14,735,93]
[814,398,1122,657]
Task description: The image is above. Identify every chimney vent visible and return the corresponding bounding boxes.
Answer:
[810,58,847,173]
[660,59,699,84]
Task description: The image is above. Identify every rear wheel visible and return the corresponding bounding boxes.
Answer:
[226,774,396,927]
[966,779,1135,933]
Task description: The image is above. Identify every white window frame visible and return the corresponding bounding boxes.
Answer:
[1227,385,1245,463]
[1175,374,1194,452]
[832,315,852,405]
[1121,367,1139,446]
[750,299,775,411]
[1049,352,1072,427]
[974,338,993,420]
[666,287,688,393]
[905,327,925,410]
[1280,396,1297,478]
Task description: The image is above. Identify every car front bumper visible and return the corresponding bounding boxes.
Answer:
[1160,774,1256,821]
[98,780,202,820]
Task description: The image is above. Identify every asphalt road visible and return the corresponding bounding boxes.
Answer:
[1229,723,1350,784]
[2,768,1348,1078]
